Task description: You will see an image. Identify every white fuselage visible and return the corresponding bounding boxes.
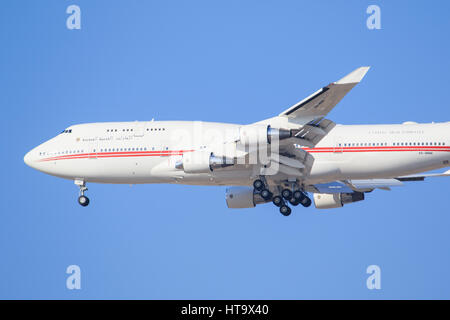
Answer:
[24,121,450,186]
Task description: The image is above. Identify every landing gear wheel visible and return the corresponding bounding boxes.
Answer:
[260,189,273,200]
[279,205,292,216]
[253,179,264,191]
[289,198,300,206]
[281,189,293,200]
[300,196,312,207]
[293,190,305,201]
[75,180,90,208]
[272,195,283,207]
[78,195,90,207]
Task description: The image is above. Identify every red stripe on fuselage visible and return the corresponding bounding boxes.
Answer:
[39,150,194,162]
[38,146,450,162]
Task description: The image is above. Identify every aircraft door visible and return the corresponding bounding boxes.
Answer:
[134,121,146,137]
[333,137,343,153]
[89,137,99,159]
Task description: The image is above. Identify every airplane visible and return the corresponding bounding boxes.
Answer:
[24,67,450,216]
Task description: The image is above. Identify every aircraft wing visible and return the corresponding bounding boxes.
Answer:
[261,67,370,179]
[279,67,370,120]
[249,67,371,180]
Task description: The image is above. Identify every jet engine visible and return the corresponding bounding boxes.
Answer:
[313,192,365,209]
[176,151,234,174]
[239,125,292,147]
[225,186,271,209]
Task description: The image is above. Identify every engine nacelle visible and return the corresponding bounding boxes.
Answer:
[176,151,234,174]
[225,186,271,209]
[313,192,365,209]
[226,187,255,208]
[239,125,291,147]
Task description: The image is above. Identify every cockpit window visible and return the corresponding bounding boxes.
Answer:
[61,129,72,134]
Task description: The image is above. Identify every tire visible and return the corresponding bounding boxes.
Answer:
[272,195,283,207]
[78,195,90,207]
[260,189,273,200]
[280,205,291,216]
[301,196,312,208]
[281,189,292,200]
[253,179,264,191]
[289,198,300,206]
[293,190,305,201]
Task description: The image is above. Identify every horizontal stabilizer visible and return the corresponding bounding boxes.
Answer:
[397,170,450,181]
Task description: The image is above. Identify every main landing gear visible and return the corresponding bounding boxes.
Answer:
[271,195,291,216]
[253,179,273,201]
[283,189,312,208]
[253,179,312,216]
[278,188,311,216]
[75,180,90,207]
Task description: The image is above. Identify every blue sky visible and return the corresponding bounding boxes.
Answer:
[1,0,450,299]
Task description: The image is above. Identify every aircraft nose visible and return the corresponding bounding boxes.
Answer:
[24,150,35,168]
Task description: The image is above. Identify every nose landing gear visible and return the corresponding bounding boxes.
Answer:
[75,180,90,207]
[78,195,90,207]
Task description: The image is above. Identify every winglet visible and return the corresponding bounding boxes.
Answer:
[335,66,370,84]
